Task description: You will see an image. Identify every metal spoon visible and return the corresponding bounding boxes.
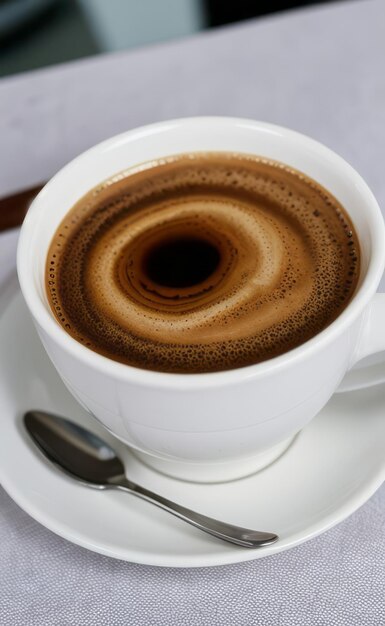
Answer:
[24,411,278,549]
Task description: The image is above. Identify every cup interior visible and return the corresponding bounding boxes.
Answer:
[18,117,385,377]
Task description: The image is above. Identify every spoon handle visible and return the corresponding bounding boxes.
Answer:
[112,477,278,548]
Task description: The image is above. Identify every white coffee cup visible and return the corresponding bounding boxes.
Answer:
[17,117,385,482]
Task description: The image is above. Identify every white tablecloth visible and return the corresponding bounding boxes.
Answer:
[1,1,385,623]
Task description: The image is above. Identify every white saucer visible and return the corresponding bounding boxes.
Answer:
[0,288,384,568]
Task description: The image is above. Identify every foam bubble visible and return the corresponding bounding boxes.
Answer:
[46,153,360,373]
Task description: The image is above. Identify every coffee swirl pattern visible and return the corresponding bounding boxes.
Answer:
[46,153,360,373]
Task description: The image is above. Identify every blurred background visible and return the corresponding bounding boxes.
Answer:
[0,0,342,78]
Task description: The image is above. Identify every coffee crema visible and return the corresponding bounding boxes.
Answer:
[46,153,360,373]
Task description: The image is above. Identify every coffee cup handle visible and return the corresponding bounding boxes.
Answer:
[337,293,385,392]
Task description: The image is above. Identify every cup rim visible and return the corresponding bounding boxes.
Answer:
[17,116,385,389]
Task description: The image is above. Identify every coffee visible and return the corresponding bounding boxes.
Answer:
[46,153,360,373]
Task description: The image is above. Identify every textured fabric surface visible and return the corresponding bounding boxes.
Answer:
[0,483,384,625]
[1,1,385,623]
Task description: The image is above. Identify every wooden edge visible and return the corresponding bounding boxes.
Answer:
[0,184,44,233]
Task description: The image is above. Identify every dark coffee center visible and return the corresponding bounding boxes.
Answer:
[143,236,221,288]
